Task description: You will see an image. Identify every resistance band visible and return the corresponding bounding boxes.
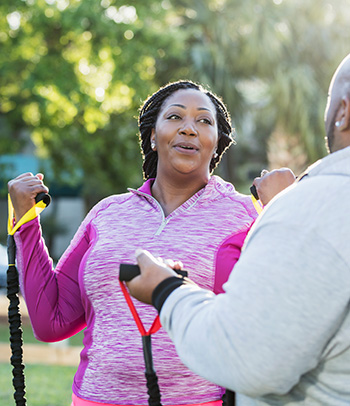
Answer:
[7,192,51,406]
[250,185,263,215]
[119,264,188,406]
[119,264,162,406]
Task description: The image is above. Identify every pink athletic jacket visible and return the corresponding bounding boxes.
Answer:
[14,176,257,405]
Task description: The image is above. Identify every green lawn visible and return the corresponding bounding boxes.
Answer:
[0,321,84,405]
[0,362,76,406]
[0,295,85,405]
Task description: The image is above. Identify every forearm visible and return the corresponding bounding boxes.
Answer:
[15,218,86,342]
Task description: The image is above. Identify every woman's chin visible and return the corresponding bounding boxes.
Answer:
[159,156,210,179]
[173,165,209,179]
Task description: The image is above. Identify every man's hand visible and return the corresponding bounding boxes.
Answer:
[126,249,181,304]
[253,168,296,206]
[8,172,49,221]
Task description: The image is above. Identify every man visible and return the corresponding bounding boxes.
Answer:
[127,54,350,405]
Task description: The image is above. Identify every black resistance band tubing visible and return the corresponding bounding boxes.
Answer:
[7,234,26,406]
[7,192,51,406]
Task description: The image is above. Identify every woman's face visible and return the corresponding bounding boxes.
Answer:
[151,89,219,179]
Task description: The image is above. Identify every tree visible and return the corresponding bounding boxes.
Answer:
[170,0,350,182]
[0,0,189,207]
[2,0,350,203]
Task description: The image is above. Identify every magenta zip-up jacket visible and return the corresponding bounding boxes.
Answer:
[14,175,257,405]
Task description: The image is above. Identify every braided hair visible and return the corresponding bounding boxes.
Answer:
[139,80,234,179]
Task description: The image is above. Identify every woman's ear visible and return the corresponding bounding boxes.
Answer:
[150,129,156,151]
[213,142,219,158]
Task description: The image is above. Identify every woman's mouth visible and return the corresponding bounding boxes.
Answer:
[173,143,199,154]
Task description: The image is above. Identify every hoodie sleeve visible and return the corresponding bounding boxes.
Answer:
[14,214,92,342]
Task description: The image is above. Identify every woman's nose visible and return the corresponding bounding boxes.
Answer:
[179,120,198,136]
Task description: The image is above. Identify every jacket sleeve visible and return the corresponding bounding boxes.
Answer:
[14,215,90,342]
[159,195,350,397]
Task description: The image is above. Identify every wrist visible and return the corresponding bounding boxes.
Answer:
[152,277,186,313]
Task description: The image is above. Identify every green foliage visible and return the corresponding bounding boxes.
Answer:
[2,0,350,200]
[0,0,188,205]
[172,0,350,176]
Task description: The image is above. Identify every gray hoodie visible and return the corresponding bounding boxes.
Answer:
[160,146,350,405]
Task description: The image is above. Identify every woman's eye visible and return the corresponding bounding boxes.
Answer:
[167,114,181,120]
[199,118,212,125]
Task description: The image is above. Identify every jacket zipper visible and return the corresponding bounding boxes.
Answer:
[132,190,169,235]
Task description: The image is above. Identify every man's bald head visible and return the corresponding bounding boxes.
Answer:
[325,54,350,153]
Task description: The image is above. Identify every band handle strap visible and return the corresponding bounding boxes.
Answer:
[8,194,49,236]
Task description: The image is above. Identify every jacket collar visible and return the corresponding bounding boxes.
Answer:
[299,146,350,181]
[129,175,236,204]
[136,178,154,196]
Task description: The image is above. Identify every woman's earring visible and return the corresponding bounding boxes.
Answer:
[151,141,156,150]
[335,121,341,128]
[213,151,218,159]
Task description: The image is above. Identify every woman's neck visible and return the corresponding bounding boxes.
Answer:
[151,173,210,217]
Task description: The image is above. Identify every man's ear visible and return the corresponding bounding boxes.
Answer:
[343,95,350,130]
[336,96,350,131]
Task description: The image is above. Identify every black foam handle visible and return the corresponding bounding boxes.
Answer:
[119,264,141,281]
[119,263,188,282]
[35,192,51,206]
[250,185,259,201]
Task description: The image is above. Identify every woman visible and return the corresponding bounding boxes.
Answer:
[8,81,257,406]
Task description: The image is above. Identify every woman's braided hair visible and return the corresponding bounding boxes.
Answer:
[139,80,234,179]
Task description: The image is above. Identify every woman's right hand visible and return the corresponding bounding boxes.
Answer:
[8,173,49,221]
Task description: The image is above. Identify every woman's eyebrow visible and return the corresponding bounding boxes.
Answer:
[168,104,212,112]
[168,103,186,109]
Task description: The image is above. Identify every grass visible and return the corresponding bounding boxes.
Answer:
[0,295,84,405]
[0,362,76,406]
[0,320,84,405]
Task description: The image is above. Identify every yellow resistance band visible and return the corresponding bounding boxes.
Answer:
[251,194,263,215]
[8,194,48,236]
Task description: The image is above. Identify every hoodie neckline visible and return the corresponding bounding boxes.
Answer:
[128,176,231,217]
